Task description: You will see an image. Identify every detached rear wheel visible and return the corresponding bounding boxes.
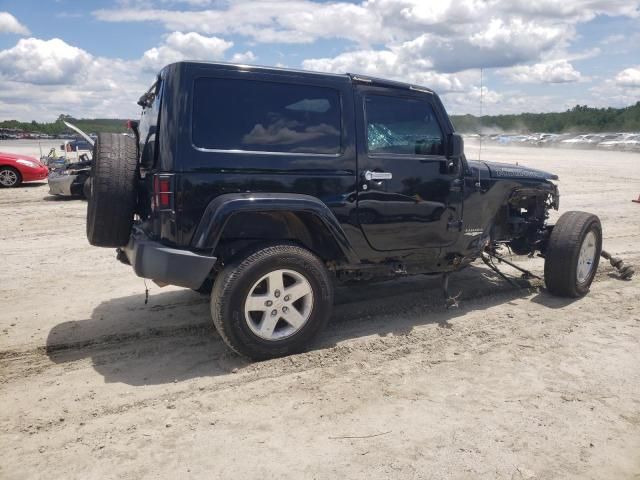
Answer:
[86,133,138,247]
[544,211,602,297]
[211,244,333,360]
[82,176,91,199]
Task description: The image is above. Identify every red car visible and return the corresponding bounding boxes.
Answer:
[0,152,49,188]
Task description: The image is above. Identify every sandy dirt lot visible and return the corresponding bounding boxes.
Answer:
[1,141,639,479]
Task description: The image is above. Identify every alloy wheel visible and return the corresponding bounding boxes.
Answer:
[0,169,18,187]
[243,269,314,340]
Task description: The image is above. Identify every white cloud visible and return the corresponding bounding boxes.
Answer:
[140,31,233,71]
[615,67,640,87]
[303,50,400,77]
[230,50,256,64]
[0,38,147,120]
[166,0,212,5]
[504,60,582,84]
[586,68,640,110]
[0,61,145,122]
[94,1,390,44]
[504,0,640,21]
[0,38,93,85]
[302,47,469,94]
[2,1,640,120]
[93,0,634,74]
[443,85,504,115]
[390,25,567,74]
[601,34,625,45]
[0,33,241,121]
[0,12,30,35]
[93,0,639,53]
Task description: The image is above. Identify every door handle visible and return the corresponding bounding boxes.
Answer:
[449,178,463,192]
[364,170,393,181]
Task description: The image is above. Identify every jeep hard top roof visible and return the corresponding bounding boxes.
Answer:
[162,60,435,95]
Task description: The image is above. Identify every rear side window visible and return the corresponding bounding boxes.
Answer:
[365,94,444,156]
[192,78,341,154]
[138,78,162,168]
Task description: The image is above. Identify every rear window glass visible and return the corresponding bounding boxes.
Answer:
[365,94,444,156]
[192,78,342,154]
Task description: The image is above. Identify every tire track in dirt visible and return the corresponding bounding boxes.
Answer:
[5,275,637,439]
[2,260,632,367]
[3,262,632,391]
[1,269,531,361]
[0,297,531,435]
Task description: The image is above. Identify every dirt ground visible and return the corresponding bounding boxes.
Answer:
[1,141,639,479]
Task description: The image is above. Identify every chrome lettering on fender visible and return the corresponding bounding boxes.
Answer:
[492,167,546,179]
[463,228,483,236]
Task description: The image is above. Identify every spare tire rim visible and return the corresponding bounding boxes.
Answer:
[0,169,18,186]
[577,230,597,284]
[244,269,314,341]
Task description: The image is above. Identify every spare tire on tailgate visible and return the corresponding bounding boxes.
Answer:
[86,133,138,247]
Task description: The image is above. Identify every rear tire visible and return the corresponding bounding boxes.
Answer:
[211,244,333,360]
[0,166,22,188]
[86,133,138,247]
[544,211,602,297]
[82,176,91,199]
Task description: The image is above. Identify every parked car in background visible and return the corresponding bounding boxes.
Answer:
[61,139,93,153]
[0,152,49,187]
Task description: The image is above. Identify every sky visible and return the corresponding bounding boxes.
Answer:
[0,0,639,122]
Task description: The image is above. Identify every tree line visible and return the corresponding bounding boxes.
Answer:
[0,115,128,135]
[3,103,640,136]
[451,102,640,133]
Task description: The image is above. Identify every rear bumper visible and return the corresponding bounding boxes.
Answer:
[119,229,217,290]
[48,174,76,196]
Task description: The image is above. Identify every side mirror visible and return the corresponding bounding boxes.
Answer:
[447,133,464,159]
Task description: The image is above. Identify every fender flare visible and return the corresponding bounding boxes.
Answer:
[190,192,359,263]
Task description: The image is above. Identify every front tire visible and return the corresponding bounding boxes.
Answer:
[0,167,22,188]
[211,244,333,360]
[544,211,602,297]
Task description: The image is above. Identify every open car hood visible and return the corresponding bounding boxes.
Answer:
[63,121,95,147]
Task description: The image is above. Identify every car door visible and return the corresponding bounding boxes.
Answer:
[355,85,463,251]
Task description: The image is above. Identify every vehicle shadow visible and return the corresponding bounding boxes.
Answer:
[45,265,561,386]
[42,195,81,201]
[19,182,48,188]
[529,290,579,309]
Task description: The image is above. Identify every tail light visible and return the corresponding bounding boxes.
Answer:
[152,174,174,211]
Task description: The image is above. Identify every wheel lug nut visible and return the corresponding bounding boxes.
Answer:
[274,290,280,298]
[271,309,277,316]
[282,306,288,313]
[284,295,290,301]
[265,300,273,307]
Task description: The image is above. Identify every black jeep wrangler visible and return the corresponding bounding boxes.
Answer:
[86,61,602,359]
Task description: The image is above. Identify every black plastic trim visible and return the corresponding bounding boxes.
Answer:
[123,227,217,289]
[190,192,359,263]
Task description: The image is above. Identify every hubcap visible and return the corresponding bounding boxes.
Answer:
[244,269,314,341]
[577,230,597,284]
[0,170,18,186]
